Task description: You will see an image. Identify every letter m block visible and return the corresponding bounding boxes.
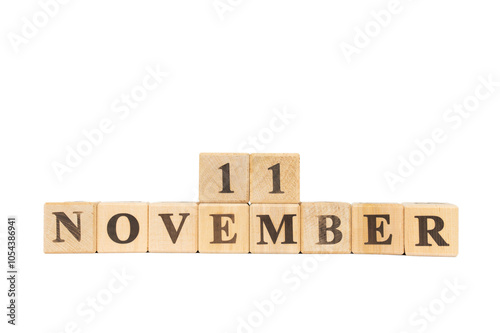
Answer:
[44,202,97,253]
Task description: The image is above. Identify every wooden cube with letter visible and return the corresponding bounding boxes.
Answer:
[352,203,404,255]
[199,153,249,203]
[97,202,148,253]
[250,153,300,203]
[44,202,97,253]
[404,203,458,257]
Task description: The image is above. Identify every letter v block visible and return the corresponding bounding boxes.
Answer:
[301,202,351,254]
[198,204,249,253]
[149,202,198,253]
[97,202,148,253]
[352,203,404,255]
[250,204,300,254]
[44,202,97,253]
[404,203,458,257]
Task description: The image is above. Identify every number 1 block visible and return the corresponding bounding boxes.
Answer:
[250,153,300,203]
[199,153,250,203]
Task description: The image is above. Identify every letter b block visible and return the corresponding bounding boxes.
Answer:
[404,203,458,257]
[97,202,148,253]
[44,202,97,253]
[198,204,250,253]
[250,204,300,253]
[352,203,404,255]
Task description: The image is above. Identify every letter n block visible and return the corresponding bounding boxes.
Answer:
[404,203,458,257]
[250,153,300,203]
[250,204,300,254]
[198,204,249,253]
[149,202,198,253]
[352,203,404,255]
[301,202,351,254]
[199,153,250,203]
[44,202,97,253]
[97,202,148,253]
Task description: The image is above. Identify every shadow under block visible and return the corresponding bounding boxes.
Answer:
[404,203,458,257]
[44,202,97,253]
[199,153,249,203]
[250,153,300,204]
[97,202,148,253]
[250,204,300,254]
[352,203,404,255]
[301,202,351,254]
[198,204,250,253]
[149,202,198,253]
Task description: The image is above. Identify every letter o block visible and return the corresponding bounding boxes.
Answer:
[97,202,148,253]
[352,203,404,255]
[44,202,97,253]
[404,203,458,257]
[198,204,250,253]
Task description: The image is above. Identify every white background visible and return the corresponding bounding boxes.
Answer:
[1,1,499,332]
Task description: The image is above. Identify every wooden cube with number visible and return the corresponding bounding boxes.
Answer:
[149,202,198,253]
[199,153,250,203]
[44,202,97,253]
[250,204,300,254]
[250,153,300,203]
[352,203,404,255]
[301,202,351,254]
[198,203,250,253]
[97,202,148,253]
[404,203,458,257]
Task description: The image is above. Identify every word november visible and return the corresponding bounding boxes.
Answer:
[44,153,458,256]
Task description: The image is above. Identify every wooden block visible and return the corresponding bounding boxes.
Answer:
[97,202,148,253]
[198,203,249,253]
[404,203,458,257]
[199,153,249,203]
[250,153,300,203]
[44,202,97,253]
[352,203,404,255]
[301,202,351,254]
[250,204,300,253]
[149,202,198,253]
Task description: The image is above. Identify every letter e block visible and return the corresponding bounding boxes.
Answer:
[250,153,300,203]
[149,202,198,253]
[97,202,148,253]
[198,204,249,253]
[352,203,404,255]
[301,202,351,254]
[250,204,300,254]
[404,203,458,257]
[199,153,249,203]
[44,202,97,253]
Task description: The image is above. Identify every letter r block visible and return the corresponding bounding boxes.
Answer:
[44,202,97,253]
[404,203,458,257]
[198,204,250,253]
[149,202,198,253]
[199,153,250,203]
[352,203,404,255]
[301,202,351,254]
[97,202,148,253]
[250,204,300,254]
[250,153,300,203]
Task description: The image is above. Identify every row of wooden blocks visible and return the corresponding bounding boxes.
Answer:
[44,202,458,256]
